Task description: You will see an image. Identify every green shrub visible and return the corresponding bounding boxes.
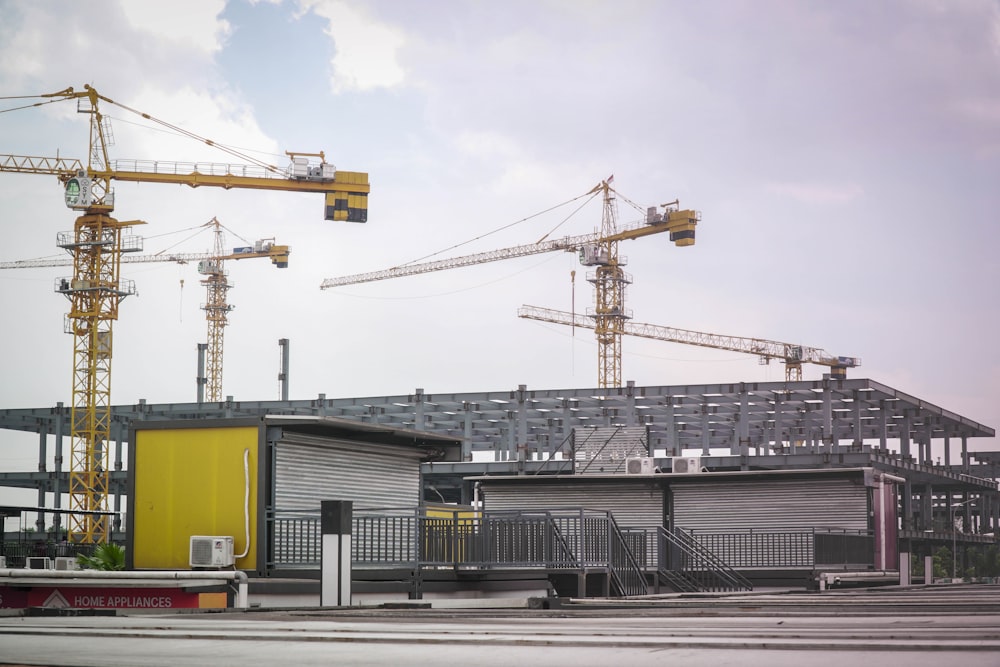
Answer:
[76,543,125,571]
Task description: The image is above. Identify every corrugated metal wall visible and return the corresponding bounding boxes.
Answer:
[274,433,424,511]
[480,480,664,531]
[671,477,870,532]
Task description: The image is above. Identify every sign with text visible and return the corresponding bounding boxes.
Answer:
[0,586,200,609]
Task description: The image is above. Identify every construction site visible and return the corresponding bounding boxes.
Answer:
[0,84,997,610]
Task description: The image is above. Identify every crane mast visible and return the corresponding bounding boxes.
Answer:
[517,305,861,380]
[591,180,627,388]
[1,85,366,543]
[202,221,230,403]
[61,87,130,544]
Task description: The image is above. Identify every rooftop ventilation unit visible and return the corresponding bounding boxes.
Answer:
[625,456,655,475]
[671,456,703,474]
[189,536,235,568]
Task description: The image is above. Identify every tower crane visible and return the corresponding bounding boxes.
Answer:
[0,85,369,543]
[197,218,290,402]
[1,218,290,403]
[321,178,699,388]
[518,305,861,381]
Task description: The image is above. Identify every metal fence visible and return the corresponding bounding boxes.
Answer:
[659,527,754,592]
[0,540,104,568]
[267,508,876,590]
[685,528,874,569]
[269,507,648,594]
[814,529,874,568]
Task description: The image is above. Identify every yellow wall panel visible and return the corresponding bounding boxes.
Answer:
[132,425,258,570]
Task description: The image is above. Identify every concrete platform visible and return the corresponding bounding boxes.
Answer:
[1,584,1000,666]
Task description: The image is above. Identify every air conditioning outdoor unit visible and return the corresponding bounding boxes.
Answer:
[26,557,52,570]
[54,556,79,571]
[671,456,703,474]
[189,536,235,568]
[625,456,655,475]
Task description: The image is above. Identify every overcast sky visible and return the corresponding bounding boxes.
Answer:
[0,0,998,496]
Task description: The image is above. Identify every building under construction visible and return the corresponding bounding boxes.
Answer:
[0,374,996,597]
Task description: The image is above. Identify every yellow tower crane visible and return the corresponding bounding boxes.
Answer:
[1,219,290,402]
[0,85,369,543]
[321,177,698,388]
[517,305,861,381]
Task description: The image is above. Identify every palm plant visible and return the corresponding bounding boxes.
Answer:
[76,543,125,571]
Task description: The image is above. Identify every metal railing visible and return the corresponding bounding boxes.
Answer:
[814,529,874,568]
[270,509,323,567]
[267,508,873,595]
[658,527,754,592]
[607,518,649,596]
[687,529,814,568]
[685,528,874,569]
[0,541,105,569]
[268,507,648,595]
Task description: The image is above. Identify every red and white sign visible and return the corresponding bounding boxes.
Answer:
[0,585,200,609]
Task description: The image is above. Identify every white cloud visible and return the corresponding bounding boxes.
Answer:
[119,0,230,53]
[297,0,406,92]
[115,85,280,164]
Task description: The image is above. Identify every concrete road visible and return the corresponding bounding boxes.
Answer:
[2,586,1000,666]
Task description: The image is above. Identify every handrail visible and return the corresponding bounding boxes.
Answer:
[607,515,649,596]
[547,517,581,568]
[674,527,754,591]
[658,526,753,592]
[267,507,650,593]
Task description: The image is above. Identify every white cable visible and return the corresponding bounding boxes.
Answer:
[235,448,251,559]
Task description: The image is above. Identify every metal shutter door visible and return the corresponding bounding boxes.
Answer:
[274,433,422,511]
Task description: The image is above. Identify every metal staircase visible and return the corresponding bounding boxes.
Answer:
[607,515,649,596]
[657,526,753,593]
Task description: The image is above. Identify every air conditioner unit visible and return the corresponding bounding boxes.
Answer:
[189,536,235,568]
[26,557,52,570]
[54,556,79,571]
[671,456,703,474]
[625,456,655,475]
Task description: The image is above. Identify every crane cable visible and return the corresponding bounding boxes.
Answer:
[393,188,599,269]
[0,97,66,114]
[95,92,281,174]
[534,188,602,244]
[3,88,281,174]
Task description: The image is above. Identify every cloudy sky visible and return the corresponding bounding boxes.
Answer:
[0,0,998,493]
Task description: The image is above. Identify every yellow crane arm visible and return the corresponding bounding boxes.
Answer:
[103,160,369,195]
[0,154,369,222]
[0,154,84,176]
[517,305,861,372]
